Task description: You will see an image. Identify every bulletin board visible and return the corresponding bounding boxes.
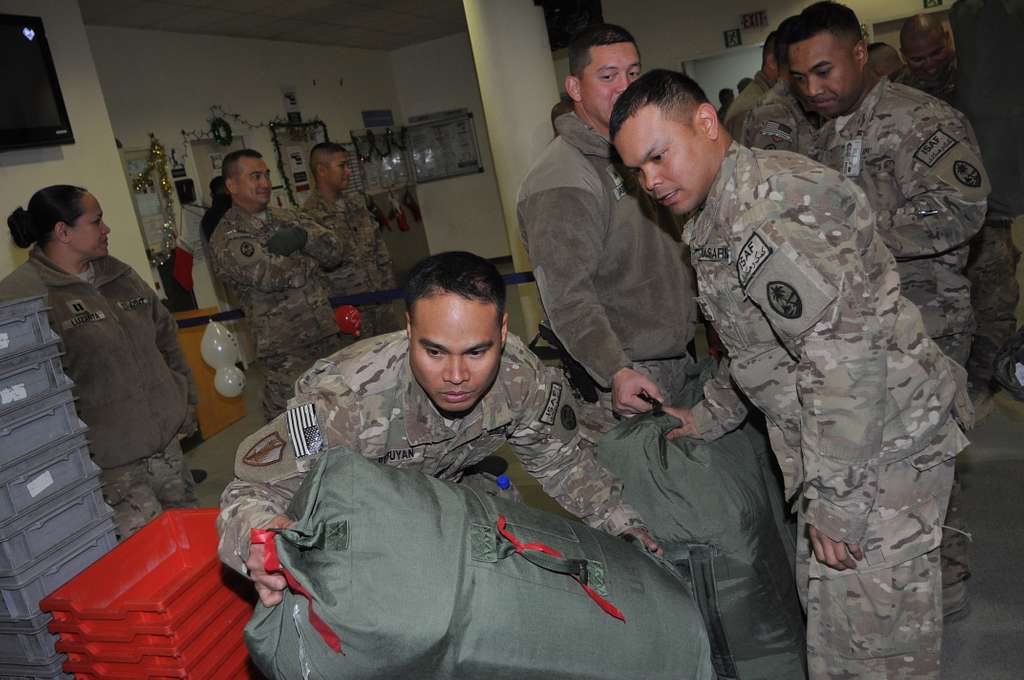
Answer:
[406,109,483,183]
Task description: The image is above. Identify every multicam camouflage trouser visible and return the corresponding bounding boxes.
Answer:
[798,452,954,679]
[100,438,198,541]
[261,334,344,422]
[966,217,1022,395]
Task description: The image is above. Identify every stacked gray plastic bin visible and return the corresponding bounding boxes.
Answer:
[0,296,117,680]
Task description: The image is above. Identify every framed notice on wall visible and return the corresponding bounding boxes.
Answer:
[406,109,483,183]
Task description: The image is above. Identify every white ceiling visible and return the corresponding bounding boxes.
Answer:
[79,0,469,50]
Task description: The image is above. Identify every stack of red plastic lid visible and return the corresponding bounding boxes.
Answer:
[40,509,263,679]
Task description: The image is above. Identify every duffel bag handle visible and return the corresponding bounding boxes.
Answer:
[251,528,345,654]
[495,516,625,622]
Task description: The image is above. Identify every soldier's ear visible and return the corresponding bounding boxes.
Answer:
[565,74,583,103]
[695,103,720,141]
[405,310,413,337]
[499,311,509,347]
[852,39,868,69]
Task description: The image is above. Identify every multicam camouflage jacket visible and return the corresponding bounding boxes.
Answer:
[740,79,822,157]
[893,57,958,106]
[217,331,645,574]
[301,189,396,299]
[685,144,969,553]
[814,77,989,342]
[209,205,342,358]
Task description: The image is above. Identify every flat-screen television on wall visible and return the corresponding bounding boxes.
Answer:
[0,13,74,151]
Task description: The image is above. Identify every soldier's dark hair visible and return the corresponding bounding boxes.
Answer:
[609,69,709,140]
[762,30,778,66]
[309,141,347,168]
[788,2,863,47]
[404,251,506,325]
[7,185,89,249]
[568,23,638,76]
[221,149,263,179]
[773,16,800,67]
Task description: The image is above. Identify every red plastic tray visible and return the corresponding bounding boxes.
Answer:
[54,587,251,660]
[60,601,251,678]
[41,509,223,624]
[49,568,255,646]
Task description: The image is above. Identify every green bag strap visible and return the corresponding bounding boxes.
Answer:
[495,515,625,622]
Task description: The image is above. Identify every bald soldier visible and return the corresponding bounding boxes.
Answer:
[896,13,957,105]
[210,149,344,421]
[301,142,399,338]
[610,68,970,680]
[218,251,659,604]
[740,16,823,155]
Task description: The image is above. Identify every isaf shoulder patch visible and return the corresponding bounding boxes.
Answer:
[914,129,958,168]
[540,382,563,426]
[737,232,773,286]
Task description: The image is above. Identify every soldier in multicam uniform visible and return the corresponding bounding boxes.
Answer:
[217,252,659,606]
[611,69,971,680]
[787,2,989,620]
[788,2,989,367]
[740,16,822,155]
[210,149,344,422]
[900,11,1023,416]
[302,142,400,338]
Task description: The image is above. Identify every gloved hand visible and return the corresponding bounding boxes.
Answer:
[266,227,308,256]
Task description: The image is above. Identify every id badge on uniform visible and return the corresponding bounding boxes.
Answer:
[842,138,863,177]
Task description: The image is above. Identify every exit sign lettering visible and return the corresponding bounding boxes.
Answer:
[741,10,769,29]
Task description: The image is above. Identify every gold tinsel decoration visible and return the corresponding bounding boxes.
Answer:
[131,134,178,266]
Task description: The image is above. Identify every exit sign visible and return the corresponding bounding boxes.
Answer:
[741,10,769,29]
[923,0,943,7]
[723,28,742,48]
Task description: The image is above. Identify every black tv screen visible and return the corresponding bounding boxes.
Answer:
[0,13,74,150]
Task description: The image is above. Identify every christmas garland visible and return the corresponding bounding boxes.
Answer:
[131,134,178,266]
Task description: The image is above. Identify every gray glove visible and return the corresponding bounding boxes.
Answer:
[266,227,308,256]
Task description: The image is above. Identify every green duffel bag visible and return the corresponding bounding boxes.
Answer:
[245,446,715,680]
[595,360,806,680]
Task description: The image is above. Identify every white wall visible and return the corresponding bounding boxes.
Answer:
[0,0,150,283]
[686,44,763,110]
[389,33,509,259]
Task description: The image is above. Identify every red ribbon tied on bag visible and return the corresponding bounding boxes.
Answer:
[495,516,625,622]
[250,528,344,654]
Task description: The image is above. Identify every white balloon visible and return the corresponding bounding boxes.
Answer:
[201,321,240,369]
[214,365,246,398]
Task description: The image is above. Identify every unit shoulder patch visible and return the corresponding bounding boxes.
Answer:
[953,160,982,188]
[766,281,803,319]
[242,432,285,467]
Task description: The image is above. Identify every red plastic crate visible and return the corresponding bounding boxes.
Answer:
[41,509,225,625]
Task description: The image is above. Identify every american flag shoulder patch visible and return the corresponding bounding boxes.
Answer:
[287,402,324,458]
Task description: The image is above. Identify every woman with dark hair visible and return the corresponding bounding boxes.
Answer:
[0,185,199,540]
